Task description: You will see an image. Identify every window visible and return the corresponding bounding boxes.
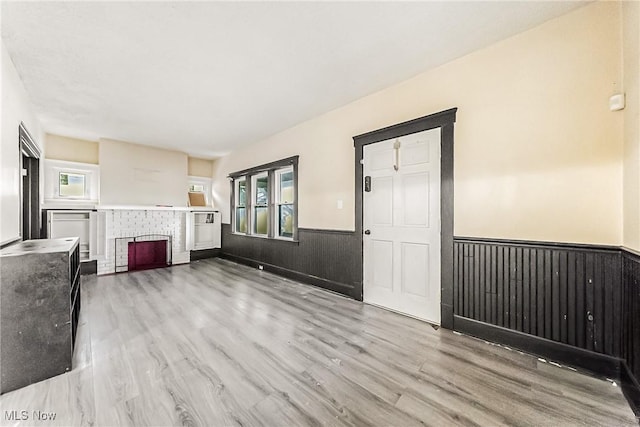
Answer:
[187,176,212,207]
[235,177,247,233]
[59,172,86,198]
[252,173,269,235]
[275,167,294,238]
[230,156,298,240]
[44,159,99,203]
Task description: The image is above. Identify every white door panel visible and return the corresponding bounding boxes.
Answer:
[370,150,393,171]
[363,128,441,323]
[401,242,430,297]
[401,139,430,166]
[402,172,430,227]
[370,176,393,226]
[371,240,393,290]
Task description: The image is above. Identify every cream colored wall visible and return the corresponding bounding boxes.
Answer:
[213,2,623,245]
[623,0,640,252]
[99,139,188,206]
[188,157,214,178]
[1,41,43,244]
[45,134,99,164]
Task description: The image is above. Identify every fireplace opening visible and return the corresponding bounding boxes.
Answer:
[115,234,172,272]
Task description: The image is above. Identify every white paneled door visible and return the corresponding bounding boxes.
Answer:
[363,128,441,324]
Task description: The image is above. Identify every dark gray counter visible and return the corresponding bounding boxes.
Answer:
[0,238,81,394]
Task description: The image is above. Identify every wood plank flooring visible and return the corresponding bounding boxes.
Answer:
[0,258,636,426]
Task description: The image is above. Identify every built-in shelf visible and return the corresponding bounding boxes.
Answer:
[188,211,221,251]
[44,209,105,263]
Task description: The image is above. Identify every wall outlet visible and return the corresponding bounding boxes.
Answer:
[337,200,343,209]
[609,93,625,111]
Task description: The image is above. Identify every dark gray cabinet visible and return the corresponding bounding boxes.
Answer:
[0,237,81,394]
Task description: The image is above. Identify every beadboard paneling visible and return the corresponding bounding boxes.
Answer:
[453,237,640,416]
[622,250,640,413]
[221,224,360,299]
[453,238,623,357]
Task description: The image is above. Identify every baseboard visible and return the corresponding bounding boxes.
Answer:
[190,248,220,261]
[440,303,453,329]
[0,237,21,250]
[457,314,640,419]
[621,360,640,418]
[220,252,358,299]
[454,315,622,379]
[80,260,97,275]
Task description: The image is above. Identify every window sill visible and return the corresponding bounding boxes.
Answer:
[42,200,98,210]
[231,232,298,244]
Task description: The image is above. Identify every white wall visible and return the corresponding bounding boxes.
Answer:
[623,0,640,252]
[99,138,188,206]
[45,133,99,164]
[1,41,43,245]
[188,156,214,178]
[212,2,624,246]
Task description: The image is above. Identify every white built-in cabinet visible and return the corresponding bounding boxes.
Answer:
[186,211,221,250]
[47,210,106,262]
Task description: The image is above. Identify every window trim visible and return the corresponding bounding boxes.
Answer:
[274,166,295,239]
[43,159,100,204]
[229,156,298,241]
[234,176,247,234]
[251,171,269,236]
[187,175,212,206]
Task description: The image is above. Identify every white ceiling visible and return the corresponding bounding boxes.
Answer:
[2,1,587,158]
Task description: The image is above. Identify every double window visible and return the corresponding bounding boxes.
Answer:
[231,156,298,240]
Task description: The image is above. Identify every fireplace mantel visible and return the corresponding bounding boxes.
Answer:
[96,205,213,211]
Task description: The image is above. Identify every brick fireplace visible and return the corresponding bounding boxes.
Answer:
[97,207,190,275]
[128,239,169,271]
[113,234,171,272]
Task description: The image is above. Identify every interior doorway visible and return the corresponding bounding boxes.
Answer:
[19,123,41,240]
[363,128,441,323]
[353,108,457,329]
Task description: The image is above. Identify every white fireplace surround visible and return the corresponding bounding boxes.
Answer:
[95,206,213,275]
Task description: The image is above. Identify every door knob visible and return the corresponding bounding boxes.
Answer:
[364,229,371,235]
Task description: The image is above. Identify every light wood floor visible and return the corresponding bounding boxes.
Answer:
[0,258,636,426]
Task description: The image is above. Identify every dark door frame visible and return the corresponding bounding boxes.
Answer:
[352,108,457,329]
[19,122,41,241]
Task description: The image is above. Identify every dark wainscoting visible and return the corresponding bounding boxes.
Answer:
[221,224,360,299]
[80,260,97,275]
[454,237,622,356]
[622,249,640,413]
[453,236,640,417]
[190,248,221,261]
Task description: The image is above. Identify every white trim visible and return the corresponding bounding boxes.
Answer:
[251,172,269,236]
[233,176,247,234]
[274,166,295,240]
[187,175,212,207]
[43,159,99,205]
[97,205,216,211]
